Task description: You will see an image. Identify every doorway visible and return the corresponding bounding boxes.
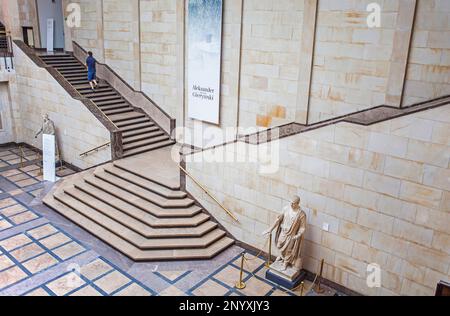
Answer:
[36,0,65,50]
[23,27,35,47]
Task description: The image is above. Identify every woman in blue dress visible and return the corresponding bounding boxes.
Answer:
[86,51,98,91]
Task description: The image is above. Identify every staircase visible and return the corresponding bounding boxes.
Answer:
[43,160,234,261]
[38,53,175,157]
[0,23,7,52]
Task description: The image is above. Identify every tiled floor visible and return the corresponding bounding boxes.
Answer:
[0,145,344,297]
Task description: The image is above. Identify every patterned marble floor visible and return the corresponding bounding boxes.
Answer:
[0,145,343,297]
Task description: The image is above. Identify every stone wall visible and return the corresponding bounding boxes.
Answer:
[238,0,303,128]
[9,43,111,169]
[186,104,450,296]
[403,0,450,105]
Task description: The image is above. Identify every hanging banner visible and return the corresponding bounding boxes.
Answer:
[46,18,54,52]
[187,0,223,125]
[42,134,56,182]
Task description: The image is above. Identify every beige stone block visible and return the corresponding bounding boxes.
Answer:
[371,232,410,258]
[380,270,402,293]
[431,232,450,255]
[347,274,378,296]
[339,221,372,246]
[400,279,434,296]
[416,207,450,232]
[343,186,379,210]
[322,232,354,256]
[383,156,423,183]
[401,261,427,285]
[363,172,401,197]
[303,240,336,264]
[393,219,434,247]
[368,132,408,158]
[334,253,366,278]
[423,268,450,290]
[406,139,448,168]
[423,165,450,191]
[399,181,443,209]
[357,208,394,235]
[329,162,364,186]
[406,243,450,274]
[376,195,417,222]
[351,242,389,266]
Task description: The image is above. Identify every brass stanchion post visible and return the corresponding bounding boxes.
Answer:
[235,253,246,290]
[265,233,272,268]
[315,259,325,294]
[38,153,43,176]
[300,281,305,296]
[19,146,24,169]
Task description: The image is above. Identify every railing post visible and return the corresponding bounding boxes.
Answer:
[111,130,123,160]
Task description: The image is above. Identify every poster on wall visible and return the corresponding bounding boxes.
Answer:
[187,0,223,125]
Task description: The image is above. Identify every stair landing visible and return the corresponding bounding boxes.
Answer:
[43,147,234,261]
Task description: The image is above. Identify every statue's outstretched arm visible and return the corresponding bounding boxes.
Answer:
[262,215,282,236]
[35,128,43,138]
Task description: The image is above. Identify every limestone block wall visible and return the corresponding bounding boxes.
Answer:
[186,104,450,296]
[103,0,141,90]
[403,0,450,105]
[67,0,105,62]
[140,0,179,119]
[17,0,40,47]
[9,43,111,169]
[238,0,304,128]
[308,0,400,123]
[62,0,448,143]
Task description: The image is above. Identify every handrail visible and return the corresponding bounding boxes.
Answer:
[80,142,111,157]
[178,164,239,223]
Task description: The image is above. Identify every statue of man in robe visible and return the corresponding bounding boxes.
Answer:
[262,196,307,272]
[35,114,56,137]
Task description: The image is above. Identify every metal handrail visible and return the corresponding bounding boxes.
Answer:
[80,142,111,157]
[178,164,239,222]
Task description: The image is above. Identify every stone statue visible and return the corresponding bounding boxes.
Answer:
[34,114,62,170]
[263,196,307,272]
[35,114,56,137]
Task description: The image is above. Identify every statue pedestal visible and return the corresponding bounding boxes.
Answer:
[266,261,306,290]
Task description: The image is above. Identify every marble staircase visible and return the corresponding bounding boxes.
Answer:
[38,53,174,157]
[43,154,234,261]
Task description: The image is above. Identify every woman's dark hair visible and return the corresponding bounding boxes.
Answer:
[88,51,93,56]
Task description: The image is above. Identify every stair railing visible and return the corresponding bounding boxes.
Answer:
[0,35,14,72]
[178,163,239,223]
[80,142,111,158]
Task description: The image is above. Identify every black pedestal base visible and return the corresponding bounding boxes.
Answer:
[266,269,306,290]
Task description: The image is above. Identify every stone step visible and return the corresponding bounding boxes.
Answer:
[46,61,80,66]
[69,79,90,85]
[84,175,200,217]
[59,69,87,75]
[122,126,160,138]
[95,99,127,107]
[92,170,194,208]
[123,140,175,157]
[123,130,165,144]
[64,186,217,238]
[103,107,134,116]
[113,161,180,191]
[76,84,109,91]
[119,121,155,132]
[80,88,114,95]
[90,95,123,103]
[74,181,210,228]
[98,103,130,111]
[115,117,151,128]
[123,135,170,151]
[55,65,86,71]
[108,112,146,123]
[82,91,118,99]
[54,192,227,250]
[103,165,186,199]
[44,195,234,261]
